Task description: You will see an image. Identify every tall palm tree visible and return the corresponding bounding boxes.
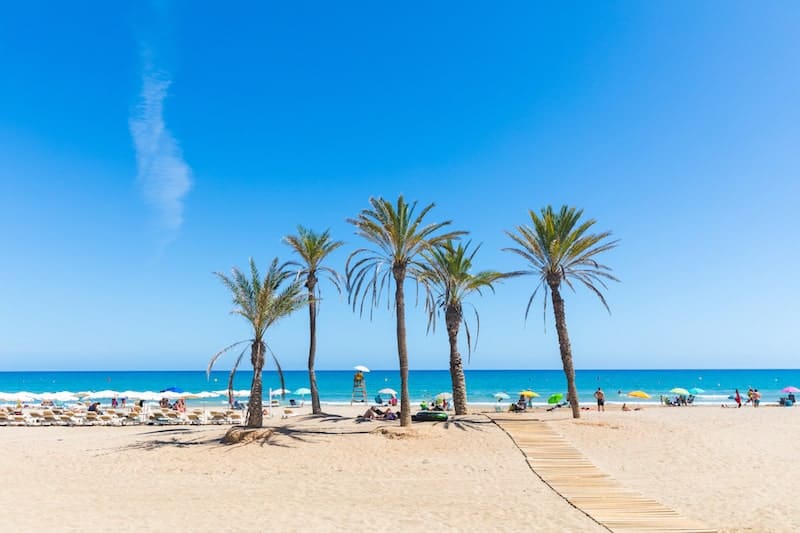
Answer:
[283,226,344,415]
[346,195,465,426]
[209,258,306,428]
[504,205,619,419]
[419,241,508,415]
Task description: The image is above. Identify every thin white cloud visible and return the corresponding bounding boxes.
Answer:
[130,68,192,237]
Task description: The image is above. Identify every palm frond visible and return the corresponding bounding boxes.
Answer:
[505,205,619,324]
[207,339,250,378]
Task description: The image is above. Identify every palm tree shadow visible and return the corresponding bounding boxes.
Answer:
[121,434,224,452]
[444,415,494,432]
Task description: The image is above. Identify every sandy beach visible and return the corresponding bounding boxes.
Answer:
[0,404,797,532]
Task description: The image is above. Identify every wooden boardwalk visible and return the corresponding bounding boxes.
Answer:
[490,415,715,533]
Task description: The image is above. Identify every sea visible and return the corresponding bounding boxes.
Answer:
[1,369,798,407]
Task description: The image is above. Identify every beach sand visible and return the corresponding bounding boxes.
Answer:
[0,404,797,532]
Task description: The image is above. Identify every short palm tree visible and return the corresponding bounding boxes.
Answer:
[346,195,465,426]
[504,205,619,419]
[209,258,306,428]
[419,241,508,415]
[284,226,344,415]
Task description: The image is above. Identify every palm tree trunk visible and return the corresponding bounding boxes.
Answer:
[550,284,580,419]
[393,267,411,426]
[446,305,468,415]
[247,341,265,427]
[307,280,322,415]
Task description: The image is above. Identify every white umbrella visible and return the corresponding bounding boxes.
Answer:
[0,392,16,402]
[435,392,453,400]
[378,388,397,396]
[11,391,38,402]
[293,387,311,396]
[214,389,251,397]
[353,365,370,373]
[270,388,291,396]
[493,392,510,400]
[87,390,121,400]
[39,391,79,402]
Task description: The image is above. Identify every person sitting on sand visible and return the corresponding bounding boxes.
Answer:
[382,407,397,420]
[622,403,631,411]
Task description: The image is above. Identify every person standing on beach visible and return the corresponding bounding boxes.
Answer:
[594,387,605,412]
[734,388,742,408]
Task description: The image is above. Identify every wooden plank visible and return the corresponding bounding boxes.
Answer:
[489,415,715,533]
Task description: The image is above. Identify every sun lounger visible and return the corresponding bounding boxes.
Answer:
[208,411,227,424]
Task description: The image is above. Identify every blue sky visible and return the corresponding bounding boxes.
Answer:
[1,2,798,371]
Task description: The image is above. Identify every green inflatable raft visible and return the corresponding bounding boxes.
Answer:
[412,410,448,422]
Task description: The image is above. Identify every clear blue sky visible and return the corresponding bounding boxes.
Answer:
[1,2,798,371]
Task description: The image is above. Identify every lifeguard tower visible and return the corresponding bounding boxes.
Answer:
[351,369,367,404]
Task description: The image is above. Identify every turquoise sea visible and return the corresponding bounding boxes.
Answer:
[1,369,798,406]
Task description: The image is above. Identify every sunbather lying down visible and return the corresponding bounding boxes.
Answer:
[358,407,397,421]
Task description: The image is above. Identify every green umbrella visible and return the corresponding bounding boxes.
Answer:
[670,387,690,396]
[547,393,564,404]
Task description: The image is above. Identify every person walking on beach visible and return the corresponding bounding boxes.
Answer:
[594,387,605,412]
[734,388,742,408]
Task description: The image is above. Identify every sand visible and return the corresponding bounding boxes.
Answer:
[0,404,797,532]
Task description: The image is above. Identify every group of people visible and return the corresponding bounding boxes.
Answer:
[158,397,186,412]
[732,388,761,408]
[110,397,127,408]
[360,406,397,420]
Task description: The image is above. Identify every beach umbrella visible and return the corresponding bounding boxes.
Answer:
[270,388,291,396]
[0,392,16,402]
[214,389,251,397]
[87,389,121,399]
[628,390,651,399]
[435,392,453,401]
[547,393,564,404]
[670,387,690,396]
[11,391,38,402]
[294,387,312,396]
[194,391,221,399]
[353,365,370,373]
[519,390,540,398]
[39,391,79,402]
[493,392,510,400]
[689,387,705,395]
[378,388,397,396]
[781,386,800,393]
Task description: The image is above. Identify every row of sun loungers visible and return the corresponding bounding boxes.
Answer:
[0,407,245,426]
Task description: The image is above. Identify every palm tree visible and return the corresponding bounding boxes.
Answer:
[209,258,306,428]
[346,195,465,426]
[504,205,619,419]
[283,226,344,415]
[419,241,508,415]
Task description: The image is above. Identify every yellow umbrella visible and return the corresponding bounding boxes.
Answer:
[628,390,651,399]
[519,390,540,398]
